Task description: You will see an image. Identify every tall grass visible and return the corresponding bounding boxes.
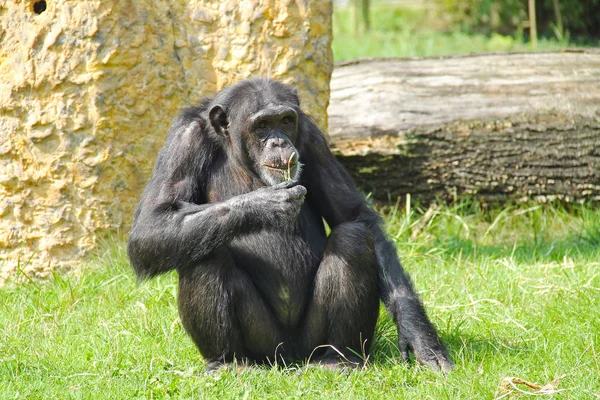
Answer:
[2,201,600,398]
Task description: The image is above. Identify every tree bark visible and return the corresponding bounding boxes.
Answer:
[328,51,600,204]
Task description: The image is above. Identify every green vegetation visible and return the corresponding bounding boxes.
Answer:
[434,0,600,39]
[331,2,594,61]
[3,201,600,398]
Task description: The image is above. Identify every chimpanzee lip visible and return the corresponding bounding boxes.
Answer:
[263,165,292,171]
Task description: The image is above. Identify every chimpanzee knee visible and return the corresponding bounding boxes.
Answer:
[325,222,377,266]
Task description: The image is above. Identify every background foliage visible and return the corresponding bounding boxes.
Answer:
[435,0,600,38]
[332,0,598,61]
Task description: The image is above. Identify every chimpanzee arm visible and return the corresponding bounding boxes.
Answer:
[298,117,453,371]
[128,108,305,279]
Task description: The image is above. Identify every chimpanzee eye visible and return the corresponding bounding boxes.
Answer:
[258,121,267,129]
[282,116,292,125]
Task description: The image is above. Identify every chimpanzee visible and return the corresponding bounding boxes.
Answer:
[128,78,453,372]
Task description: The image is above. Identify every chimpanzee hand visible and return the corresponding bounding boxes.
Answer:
[398,328,454,373]
[264,180,307,228]
[236,180,306,231]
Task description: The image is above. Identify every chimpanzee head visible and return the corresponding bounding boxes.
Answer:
[207,78,303,186]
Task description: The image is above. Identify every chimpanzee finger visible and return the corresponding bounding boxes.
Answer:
[398,337,411,363]
[288,185,306,198]
[271,179,299,190]
[414,346,455,373]
[437,358,455,374]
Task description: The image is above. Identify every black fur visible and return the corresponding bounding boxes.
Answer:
[128,78,453,371]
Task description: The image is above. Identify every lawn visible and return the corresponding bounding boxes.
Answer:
[2,200,599,399]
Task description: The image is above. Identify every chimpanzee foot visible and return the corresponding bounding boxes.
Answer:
[205,358,257,374]
[205,360,226,373]
[307,354,365,371]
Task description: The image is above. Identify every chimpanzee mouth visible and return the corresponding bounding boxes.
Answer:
[263,163,300,174]
[263,165,288,172]
[260,161,303,184]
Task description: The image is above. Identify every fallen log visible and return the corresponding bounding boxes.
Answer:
[327,51,600,204]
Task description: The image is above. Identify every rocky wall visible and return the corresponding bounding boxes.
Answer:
[0,0,333,281]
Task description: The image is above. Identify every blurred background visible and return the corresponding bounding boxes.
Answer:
[332,0,599,61]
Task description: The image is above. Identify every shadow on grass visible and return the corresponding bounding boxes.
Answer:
[370,310,524,369]
[433,228,600,265]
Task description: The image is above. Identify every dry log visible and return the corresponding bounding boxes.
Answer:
[328,51,600,203]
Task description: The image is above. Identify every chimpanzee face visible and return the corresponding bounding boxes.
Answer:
[247,104,301,185]
[208,81,303,186]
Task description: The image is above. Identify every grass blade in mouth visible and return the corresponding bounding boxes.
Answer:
[284,152,297,182]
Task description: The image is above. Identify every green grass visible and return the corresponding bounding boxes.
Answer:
[2,201,600,398]
[332,4,584,62]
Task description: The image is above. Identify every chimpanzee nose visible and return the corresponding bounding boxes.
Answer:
[267,137,287,148]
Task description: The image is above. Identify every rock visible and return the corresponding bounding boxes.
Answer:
[0,0,333,281]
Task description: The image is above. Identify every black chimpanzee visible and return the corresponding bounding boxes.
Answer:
[128,78,453,372]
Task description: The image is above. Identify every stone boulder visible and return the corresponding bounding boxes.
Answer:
[0,0,333,281]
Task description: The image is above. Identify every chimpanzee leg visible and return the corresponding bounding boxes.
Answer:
[300,222,380,365]
[177,248,284,368]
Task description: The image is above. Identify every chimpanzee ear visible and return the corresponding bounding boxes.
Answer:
[291,87,300,106]
[209,104,229,136]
